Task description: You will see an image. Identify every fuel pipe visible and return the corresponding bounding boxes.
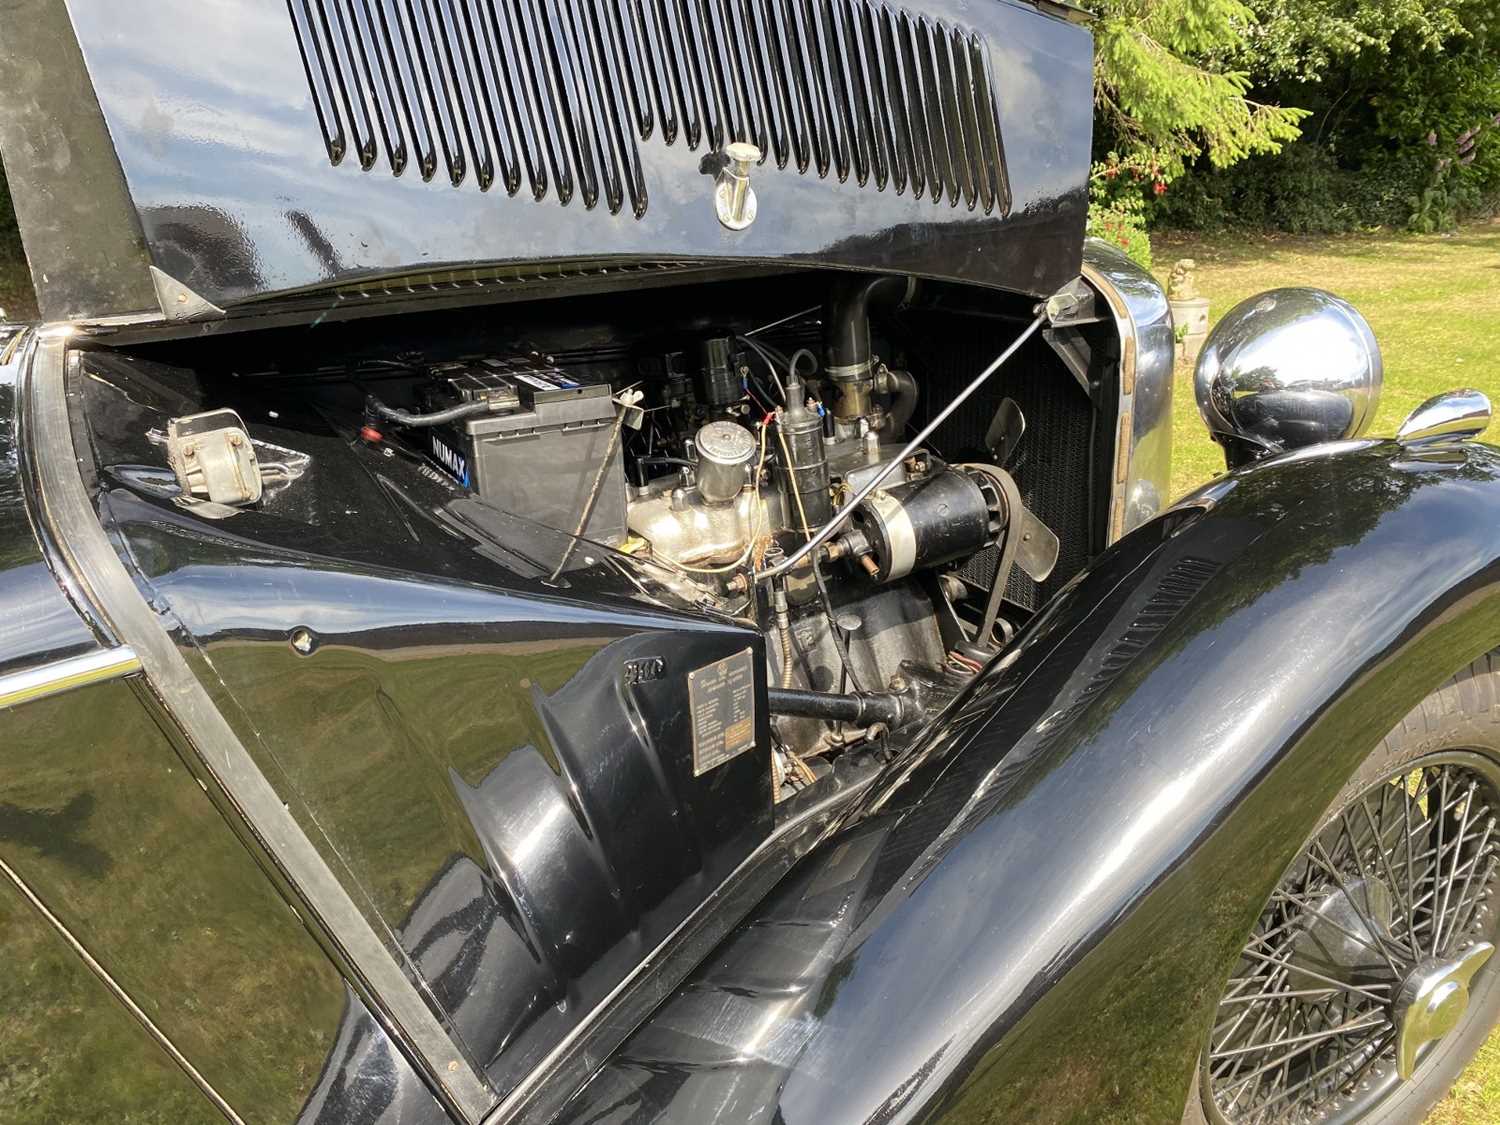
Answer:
[766,686,923,731]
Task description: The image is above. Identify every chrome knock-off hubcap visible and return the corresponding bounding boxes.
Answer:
[1205,756,1500,1124]
[1393,943,1493,1080]
[1286,876,1496,1078]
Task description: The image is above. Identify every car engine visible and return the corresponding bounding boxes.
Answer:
[342,274,1062,793]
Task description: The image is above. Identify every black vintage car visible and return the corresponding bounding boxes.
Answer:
[1,0,1498,1122]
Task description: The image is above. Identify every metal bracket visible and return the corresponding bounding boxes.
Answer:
[957,463,1058,657]
[1044,278,1099,328]
[714,142,761,231]
[1042,278,1103,401]
[1043,325,1095,400]
[149,265,225,322]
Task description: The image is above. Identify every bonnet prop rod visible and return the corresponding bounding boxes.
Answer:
[754,309,1047,584]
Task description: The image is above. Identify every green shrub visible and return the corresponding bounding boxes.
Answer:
[1407,157,1497,233]
[1088,156,1157,269]
[1155,0,1500,236]
[0,161,20,259]
[1153,142,1428,233]
[1369,18,1500,232]
[1089,202,1154,270]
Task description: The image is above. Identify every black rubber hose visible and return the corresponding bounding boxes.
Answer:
[789,348,819,381]
[886,366,919,435]
[766,686,912,729]
[365,395,493,428]
[824,275,911,371]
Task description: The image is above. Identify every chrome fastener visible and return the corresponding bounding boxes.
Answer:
[714,142,761,231]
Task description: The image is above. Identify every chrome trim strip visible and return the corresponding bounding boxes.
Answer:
[0,325,27,365]
[1081,256,1137,543]
[23,335,495,1124]
[1082,241,1176,542]
[0,646,140,710]
[0,851,248,1125]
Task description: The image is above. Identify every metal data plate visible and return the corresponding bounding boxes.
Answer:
[688,649,757,776]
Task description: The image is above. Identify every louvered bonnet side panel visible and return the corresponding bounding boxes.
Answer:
[286,0,1011,217]
[40,0,1092,312]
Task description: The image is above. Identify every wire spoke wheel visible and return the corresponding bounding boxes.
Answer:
[1203,752,1500,1125]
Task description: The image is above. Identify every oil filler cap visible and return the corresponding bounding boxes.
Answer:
[694,420,757,503]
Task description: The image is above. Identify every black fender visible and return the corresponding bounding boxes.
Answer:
[556,438,1500,1124]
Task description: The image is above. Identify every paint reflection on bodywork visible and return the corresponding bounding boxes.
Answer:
[0,859,226,1124]
[0,680,359,1123]
[79,350,773,1103]
[559,440,1500,1124]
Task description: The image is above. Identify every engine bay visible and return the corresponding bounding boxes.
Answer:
[81,268,1112,804]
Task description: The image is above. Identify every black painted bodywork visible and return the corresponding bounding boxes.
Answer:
[6,311,1500,1121]
[69,338,795,1117]
[0,0,1091,324]
[0,330,100,674]
[2,1,1499,1121]
[557,439,1500,1123]
[2,335,452,1125]
[0,844,227,1125]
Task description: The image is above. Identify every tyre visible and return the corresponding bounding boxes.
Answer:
[1185,652,1500,1124]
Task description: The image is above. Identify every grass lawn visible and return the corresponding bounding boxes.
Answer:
[1154,223,1500,1125]
[1153,223,1500,501]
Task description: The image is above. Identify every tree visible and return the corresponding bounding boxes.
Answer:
[1092,0,1306,178]
[1086,0,1307,266]
[1231,0,1473,83]
[1231,0,1500,232]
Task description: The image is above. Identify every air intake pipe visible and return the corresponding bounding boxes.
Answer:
[824,275,914,423]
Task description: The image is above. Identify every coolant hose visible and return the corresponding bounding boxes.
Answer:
[887,366,918,435]
[824,275,912,373]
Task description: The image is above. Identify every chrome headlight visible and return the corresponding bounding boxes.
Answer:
[1194,288,1382,467]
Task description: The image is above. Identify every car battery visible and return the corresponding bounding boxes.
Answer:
[423,356,626,546]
